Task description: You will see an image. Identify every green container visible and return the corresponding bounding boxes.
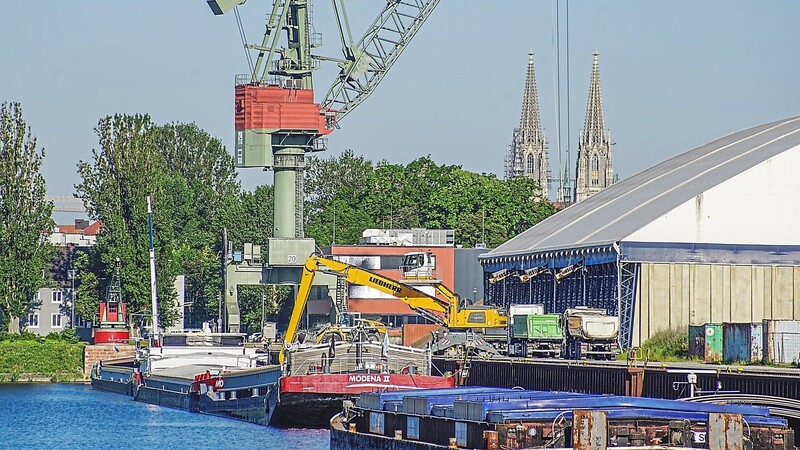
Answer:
[512,314,562,340]
[689,323,723,362]
[703,323,723,363]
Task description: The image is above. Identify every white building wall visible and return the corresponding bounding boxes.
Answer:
[626,145,800,245]
[633,262,800,346]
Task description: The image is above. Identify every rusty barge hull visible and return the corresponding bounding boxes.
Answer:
[332,387,793,450]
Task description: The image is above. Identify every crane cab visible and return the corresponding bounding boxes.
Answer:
[400,251,437,281]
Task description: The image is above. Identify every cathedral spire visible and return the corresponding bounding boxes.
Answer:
[505,51,549,198]
[580,51,607,148]
[519,50,545,147]
[574,51,614,203]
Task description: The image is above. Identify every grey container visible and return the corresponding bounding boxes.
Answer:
[763,320,800,364]
[723,322,763,363]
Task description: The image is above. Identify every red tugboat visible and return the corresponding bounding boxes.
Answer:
[272,255,456,428]
[93,259,130,344]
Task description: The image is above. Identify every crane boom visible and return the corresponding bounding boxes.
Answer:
[322,0,440,122]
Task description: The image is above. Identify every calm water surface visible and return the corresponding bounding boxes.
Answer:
[0,383,329,450]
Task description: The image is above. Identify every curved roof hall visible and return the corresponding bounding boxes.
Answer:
[485,115,800,259]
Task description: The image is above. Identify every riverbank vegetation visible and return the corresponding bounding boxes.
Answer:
[0,330,84,382]
[634,329,690,362]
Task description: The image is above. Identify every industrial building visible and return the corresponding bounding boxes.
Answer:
[301,229,488,330]
[481,115,800,348]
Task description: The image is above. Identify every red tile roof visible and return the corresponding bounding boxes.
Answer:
[55,221,102,236]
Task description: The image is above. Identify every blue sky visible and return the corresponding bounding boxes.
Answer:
[2,1,799,218]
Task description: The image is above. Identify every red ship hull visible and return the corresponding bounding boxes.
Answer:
[272,373,455,428]
[94,329,130,344]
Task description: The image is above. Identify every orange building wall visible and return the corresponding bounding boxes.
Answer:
[329,245,455,317]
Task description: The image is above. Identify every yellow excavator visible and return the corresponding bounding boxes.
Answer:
[281,255,508,364]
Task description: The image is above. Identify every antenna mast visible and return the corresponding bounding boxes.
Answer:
[147,196,160,345]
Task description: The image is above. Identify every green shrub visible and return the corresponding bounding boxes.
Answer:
[0,340,85,379]
[638,329,689,361]
[0,331,40,342]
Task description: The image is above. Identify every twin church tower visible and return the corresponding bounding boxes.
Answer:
[505,51,614,204]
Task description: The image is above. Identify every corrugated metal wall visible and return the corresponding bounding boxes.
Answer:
[454,248,490,303]
[635,263,800,346]
[485,262,618,316]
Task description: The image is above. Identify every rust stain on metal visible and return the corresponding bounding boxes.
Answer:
[573,410,607,450]
[484,430,499,450]
[708,412,744,450]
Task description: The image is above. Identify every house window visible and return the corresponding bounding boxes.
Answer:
[75,316,85,328]
[52,290,63,303]
[51,314,63,329]
[27,313,40,328]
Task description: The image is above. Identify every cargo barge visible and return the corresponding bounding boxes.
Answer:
[92,332,280,426]
[331,387,795,449]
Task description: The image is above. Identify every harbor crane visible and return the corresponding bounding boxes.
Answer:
[208,0,439,239]
[208,0,440,332]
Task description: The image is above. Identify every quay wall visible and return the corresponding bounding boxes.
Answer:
[435,358,800,400]
[83,345,135,378]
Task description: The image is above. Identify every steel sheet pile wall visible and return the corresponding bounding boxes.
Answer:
[466,359,626,394]
[436,358,800,402]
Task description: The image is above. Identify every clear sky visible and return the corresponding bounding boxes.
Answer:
[2,1,799,219]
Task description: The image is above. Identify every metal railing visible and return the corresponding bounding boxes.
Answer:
[286,341,429,377]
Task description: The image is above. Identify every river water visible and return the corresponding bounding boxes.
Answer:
[0,383,329,450]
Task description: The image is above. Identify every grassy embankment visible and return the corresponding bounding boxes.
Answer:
[617,328,693,362]
[0,330,85,382]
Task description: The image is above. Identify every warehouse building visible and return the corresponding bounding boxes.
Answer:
[480,116,800,348]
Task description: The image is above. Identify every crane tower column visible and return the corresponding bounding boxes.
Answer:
[273,147,305,238]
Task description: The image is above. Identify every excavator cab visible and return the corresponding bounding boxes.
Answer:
[401,251,436,281]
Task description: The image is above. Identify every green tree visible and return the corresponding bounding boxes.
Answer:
[233,184,274,248]
[73,251,101,322]
[304,150,375,246]
[77,115,243,330]
[0,102,54,333]
[304,153,556,247]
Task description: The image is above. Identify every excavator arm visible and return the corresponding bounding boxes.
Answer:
[281,254,452,364]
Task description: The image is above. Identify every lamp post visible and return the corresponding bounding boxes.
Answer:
[68,269,76,328]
